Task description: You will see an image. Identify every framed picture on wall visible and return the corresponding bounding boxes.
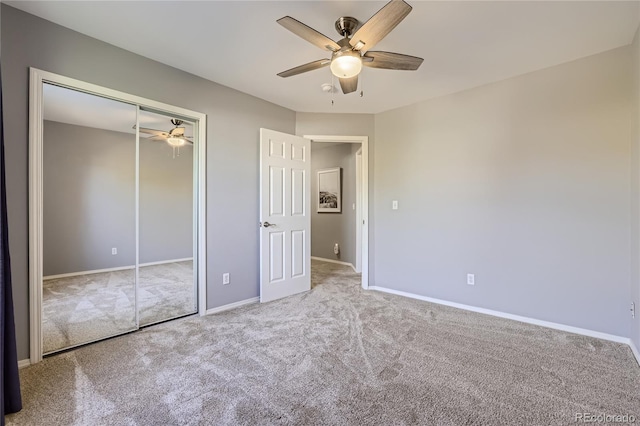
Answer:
[317,167,341,213]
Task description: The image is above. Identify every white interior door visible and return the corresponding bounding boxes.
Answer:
[260,129,311,303]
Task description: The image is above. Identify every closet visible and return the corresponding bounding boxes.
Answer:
[31,71,205,358]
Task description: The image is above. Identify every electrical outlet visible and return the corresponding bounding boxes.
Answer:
[632,302,636,319]
[392,200,398,210]
[223,273,230,285]
[111,248,117,255]
[467,274,475,286]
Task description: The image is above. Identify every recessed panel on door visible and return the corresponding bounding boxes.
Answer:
[291,169,305,216]
[270,139,285,159]
[291,230,305,278]
[270,166,285,217]
[291,143,306,162]
[270,231,285,282]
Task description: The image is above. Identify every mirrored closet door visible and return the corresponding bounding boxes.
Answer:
[138,108,197,326]
[40,84,199,355]
[42,84,138,353]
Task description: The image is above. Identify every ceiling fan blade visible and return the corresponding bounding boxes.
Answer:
[169,127,186,136]
[349,0,412,52]
[278,59,330,78]
[139,127,170,138]
[363,51,423,70]
[339,76,358,94]
[147,136,168,141]
[277,16,341,52]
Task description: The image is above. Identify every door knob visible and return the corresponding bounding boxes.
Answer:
[261,221,275,228]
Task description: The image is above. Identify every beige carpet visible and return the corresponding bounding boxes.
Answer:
[9,260,640,425]
[43,261,196,353]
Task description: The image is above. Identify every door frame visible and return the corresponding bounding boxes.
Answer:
[304,135,369,289]
[355,148,363,273]
[28,68,207,363]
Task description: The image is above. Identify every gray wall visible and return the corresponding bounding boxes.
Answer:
[2,5,295,360]
[296,113,375,279]
[374,46,633,337]
[43,121,194,277]
[43,121,136,275]
[310,143,359,265]
[139,137,193,265]
[632,28,640,352]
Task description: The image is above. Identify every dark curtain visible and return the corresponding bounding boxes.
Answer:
[0,64,22,423]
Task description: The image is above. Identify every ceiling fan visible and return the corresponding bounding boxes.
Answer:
[137,119,193,147]
[276,0,423,94]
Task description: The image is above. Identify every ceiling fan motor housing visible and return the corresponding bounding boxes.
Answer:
[335,17,359,38]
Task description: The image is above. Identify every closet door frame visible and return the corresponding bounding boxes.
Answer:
[28,68,207,364]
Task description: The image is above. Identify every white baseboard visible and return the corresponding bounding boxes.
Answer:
[44,265,134,280]
[44,257,193,280]
[18,359,31,369]
[311,256,356,272]
[630,340,640,366]
[369,286,630,345]
[139,258,193,267]
[205,297,259,315]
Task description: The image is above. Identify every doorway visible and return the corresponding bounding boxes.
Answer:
[258,131,368,303]
[306,135,369,289]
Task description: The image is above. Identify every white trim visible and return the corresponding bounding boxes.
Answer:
[44,265,134,280]
[42,258,194,280]
[355,148,362,273]
[29,68,207,363]
[135,106,140,329]
[369,286,631,344]
[304,135,369,290]
[18,359,31,369]
[140,257,193,267]
[197,111,207,317]
[205,297,259,315]
[630,340,640,366]
[311,256,356,272]
[29,69,44,365]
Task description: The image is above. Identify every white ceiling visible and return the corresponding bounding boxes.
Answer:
[43,83,193,134]
[9,1,640,114]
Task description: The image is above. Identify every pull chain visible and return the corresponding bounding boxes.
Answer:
[171,146,181,159]
[331,72,335,106]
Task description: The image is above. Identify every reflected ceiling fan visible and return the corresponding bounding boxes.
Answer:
[276,0,423,94]
[138,119,193,147]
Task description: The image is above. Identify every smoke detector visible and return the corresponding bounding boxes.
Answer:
[321,83,335,93]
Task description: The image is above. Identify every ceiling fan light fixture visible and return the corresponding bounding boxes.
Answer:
[167,136,186,147]
[330,51,362,79]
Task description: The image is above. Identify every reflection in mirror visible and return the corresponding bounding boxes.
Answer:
[42,83,137,354]
[138,108,196,326]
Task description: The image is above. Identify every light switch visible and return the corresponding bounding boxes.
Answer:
[392,200,398,210]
